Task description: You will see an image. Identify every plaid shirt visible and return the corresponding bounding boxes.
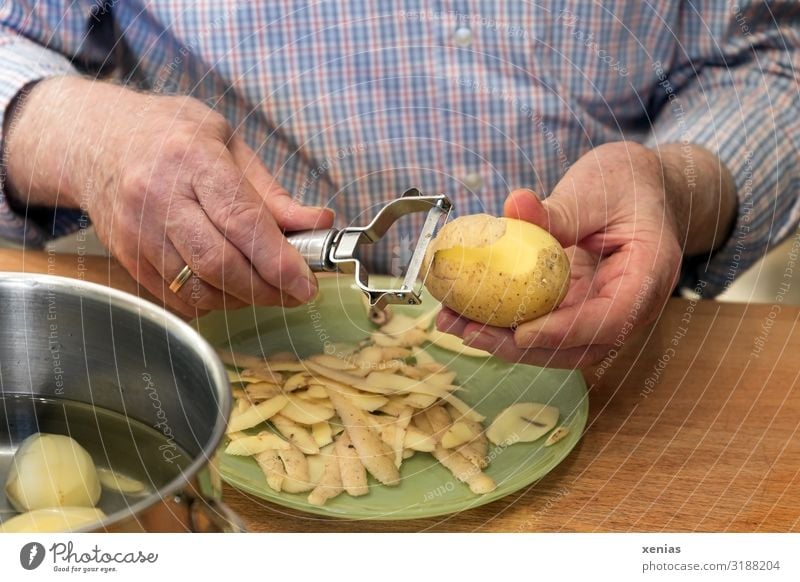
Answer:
[1,1,798,296]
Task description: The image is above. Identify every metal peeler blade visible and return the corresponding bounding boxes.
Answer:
[286,188,453,313]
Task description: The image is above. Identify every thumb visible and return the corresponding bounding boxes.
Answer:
[503,188,549,228]
[503,184,603,248]
[229,136,335,231]
[503,188,576,247]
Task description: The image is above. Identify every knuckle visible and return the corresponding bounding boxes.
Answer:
[223,196,263,227]
[203,109,229,131]
[544,203,570,239]
[516,325,564,350]
[214,164,245,196]
[171,95,230,137]
[169,95,207,117]
[189,162,226,204]
[195,161,242,200]
[161,130,221,169]
[191,241,224,279]
[120,166,154,199]
[161,133,194,166]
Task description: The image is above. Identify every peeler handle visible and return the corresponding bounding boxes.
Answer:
[286,229,338,272]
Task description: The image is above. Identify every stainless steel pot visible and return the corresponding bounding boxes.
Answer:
[0,273,242,532]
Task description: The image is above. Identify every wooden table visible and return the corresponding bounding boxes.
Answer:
[3,250,799,532]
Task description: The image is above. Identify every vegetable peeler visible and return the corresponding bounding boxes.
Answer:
[286,188,452,314]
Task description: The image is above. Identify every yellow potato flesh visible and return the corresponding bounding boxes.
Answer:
[424,215,569,327]
[5,433,101,512]
[0,507,106,533]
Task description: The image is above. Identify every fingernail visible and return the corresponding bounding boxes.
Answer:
[508,188,539,200]
[287,276,317,302]
[463,330,496,350]
[306,205,334,218]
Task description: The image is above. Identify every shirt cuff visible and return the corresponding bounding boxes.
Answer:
[0,39,80,247]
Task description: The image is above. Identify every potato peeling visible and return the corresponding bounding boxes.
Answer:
[220,314,565,506]
[220,317,502,505]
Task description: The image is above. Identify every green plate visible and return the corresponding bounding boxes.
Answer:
[195,275,587,520]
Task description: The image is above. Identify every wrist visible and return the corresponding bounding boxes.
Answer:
[655,146,692,251]
[4,76,125,210]
[655,143,738,256]
[2,82,40,202]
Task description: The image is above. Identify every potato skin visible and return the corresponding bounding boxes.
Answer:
[423,215,570,327]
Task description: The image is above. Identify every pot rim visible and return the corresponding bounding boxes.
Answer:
[0,273,231,531]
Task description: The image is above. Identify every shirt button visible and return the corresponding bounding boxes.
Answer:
[463,172,484,191]
[452,27,473,48]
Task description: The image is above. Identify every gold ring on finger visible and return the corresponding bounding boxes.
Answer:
[168,264,194,293]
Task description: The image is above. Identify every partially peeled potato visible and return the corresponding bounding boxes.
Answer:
[423,214,570,327]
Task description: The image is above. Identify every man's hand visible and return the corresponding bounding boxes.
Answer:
[436,141,737,368]
[4,77,332,318]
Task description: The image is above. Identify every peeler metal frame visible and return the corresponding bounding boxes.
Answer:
[286,188,452,312]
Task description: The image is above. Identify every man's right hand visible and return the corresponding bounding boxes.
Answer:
[3,77,332,318]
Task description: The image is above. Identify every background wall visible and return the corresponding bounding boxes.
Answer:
[717,236,800,306]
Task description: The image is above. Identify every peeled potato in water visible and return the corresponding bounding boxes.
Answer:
[5,433,101,512]
[423,215,570,327]
[0,507,106,533]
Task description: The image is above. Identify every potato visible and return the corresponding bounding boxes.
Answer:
[423,215,569,327]
[96,468,148,495]
[0,507,106,533]
[5,433,101,512]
